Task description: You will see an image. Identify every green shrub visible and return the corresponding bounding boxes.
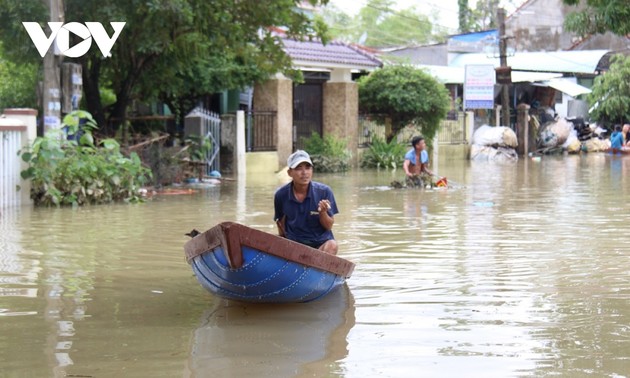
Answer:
[301,132,351,172]
[19,111,152,206]
[360,136,406,169]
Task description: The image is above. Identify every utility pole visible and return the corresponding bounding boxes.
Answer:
[42,0,64,135]
[498,8,510,127]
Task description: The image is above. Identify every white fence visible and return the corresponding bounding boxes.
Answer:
[1,128,24,208]
[1,109,37,209]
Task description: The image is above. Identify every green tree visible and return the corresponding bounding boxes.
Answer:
[587,54,630,125]
[458,0,472,33]
[468,0,500,31]
[358,65,451,142]
[0,42,38,111]
[319,0,435,48]
[458,0,521,33]
[563,0,630,37]
[0,0,330,135]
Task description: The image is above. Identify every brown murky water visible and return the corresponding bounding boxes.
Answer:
[1,153,630,377]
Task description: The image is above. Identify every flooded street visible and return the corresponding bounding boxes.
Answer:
[2,153,630,377]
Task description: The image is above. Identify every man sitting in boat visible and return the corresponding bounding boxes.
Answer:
[274,150,339,255]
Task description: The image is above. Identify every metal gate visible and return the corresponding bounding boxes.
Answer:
[293,81,323,150]
[246,110,277,151]
[185,107,220,174]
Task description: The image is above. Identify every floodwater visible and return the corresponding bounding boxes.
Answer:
[1,153,630,378]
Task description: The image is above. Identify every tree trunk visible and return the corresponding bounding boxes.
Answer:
[110,90,130,146]
[81,58,107,133]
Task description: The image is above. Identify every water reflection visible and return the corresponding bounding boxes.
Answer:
[188,284,355,377]
[1,154,630,377]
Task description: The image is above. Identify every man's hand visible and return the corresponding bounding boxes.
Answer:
[317,199,331,213]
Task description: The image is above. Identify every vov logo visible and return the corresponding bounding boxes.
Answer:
[22,22,126,58]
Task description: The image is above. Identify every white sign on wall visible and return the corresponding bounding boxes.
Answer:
[464,65,496,109]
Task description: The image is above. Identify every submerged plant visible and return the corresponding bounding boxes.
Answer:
[301,132,351,172]
[360,136,406,169]
[19,110,152,206]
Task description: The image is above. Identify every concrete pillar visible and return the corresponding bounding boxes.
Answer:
[516,103,530,156]
[432,134,439,172]
[236,111,246,176]
[322,81,359,166]
[183,114,203,137]
[253,76,292,171]
[465,111,474,145]
[4,108,38,143]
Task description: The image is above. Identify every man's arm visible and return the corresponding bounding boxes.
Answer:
[276,216,286,237]
[421,162,433,175]
[403,159,412,176]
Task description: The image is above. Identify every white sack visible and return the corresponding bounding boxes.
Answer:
[472,125,518,148]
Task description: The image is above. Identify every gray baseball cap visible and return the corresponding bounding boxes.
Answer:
[287,150,313,169]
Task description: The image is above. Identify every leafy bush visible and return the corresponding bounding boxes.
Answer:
[588,54,630,124]
[19,111,152,206]
[360,136,407,169]
[358,65,451,142]
[301,132,351,172]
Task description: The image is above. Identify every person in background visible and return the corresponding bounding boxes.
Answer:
[610,124,624,153]
[623,123,630,147]
[403,136,434,187]
[274,150,339,255]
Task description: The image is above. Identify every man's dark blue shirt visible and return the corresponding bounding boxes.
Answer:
[274,181,338,248]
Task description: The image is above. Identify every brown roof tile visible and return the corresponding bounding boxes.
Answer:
[282,37,382,70]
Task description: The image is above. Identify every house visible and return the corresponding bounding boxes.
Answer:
[377,0,630,126]
[250,36,382,172]
[506,0,629,52]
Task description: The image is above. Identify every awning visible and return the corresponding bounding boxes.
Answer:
[418,64,562,84]
[512,72,562,83]
[536,79,592,97]
[449,50,609,74]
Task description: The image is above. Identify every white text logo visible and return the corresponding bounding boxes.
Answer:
[22,22,126,58]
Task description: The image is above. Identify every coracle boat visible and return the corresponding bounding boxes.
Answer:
[184,222,355,303]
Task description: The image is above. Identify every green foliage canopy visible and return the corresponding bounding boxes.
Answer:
[588,54,630,125]
[0,0,330,133]
[0,42,38,111]
[318,0,437,48]
[467,0,500,31]
[563,0,630,37]
[358,65,451,142]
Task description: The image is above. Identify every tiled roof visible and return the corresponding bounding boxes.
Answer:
[281,37,382,70]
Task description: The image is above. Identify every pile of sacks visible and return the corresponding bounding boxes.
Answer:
[537,117,609,153]
[470,125,518,161]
